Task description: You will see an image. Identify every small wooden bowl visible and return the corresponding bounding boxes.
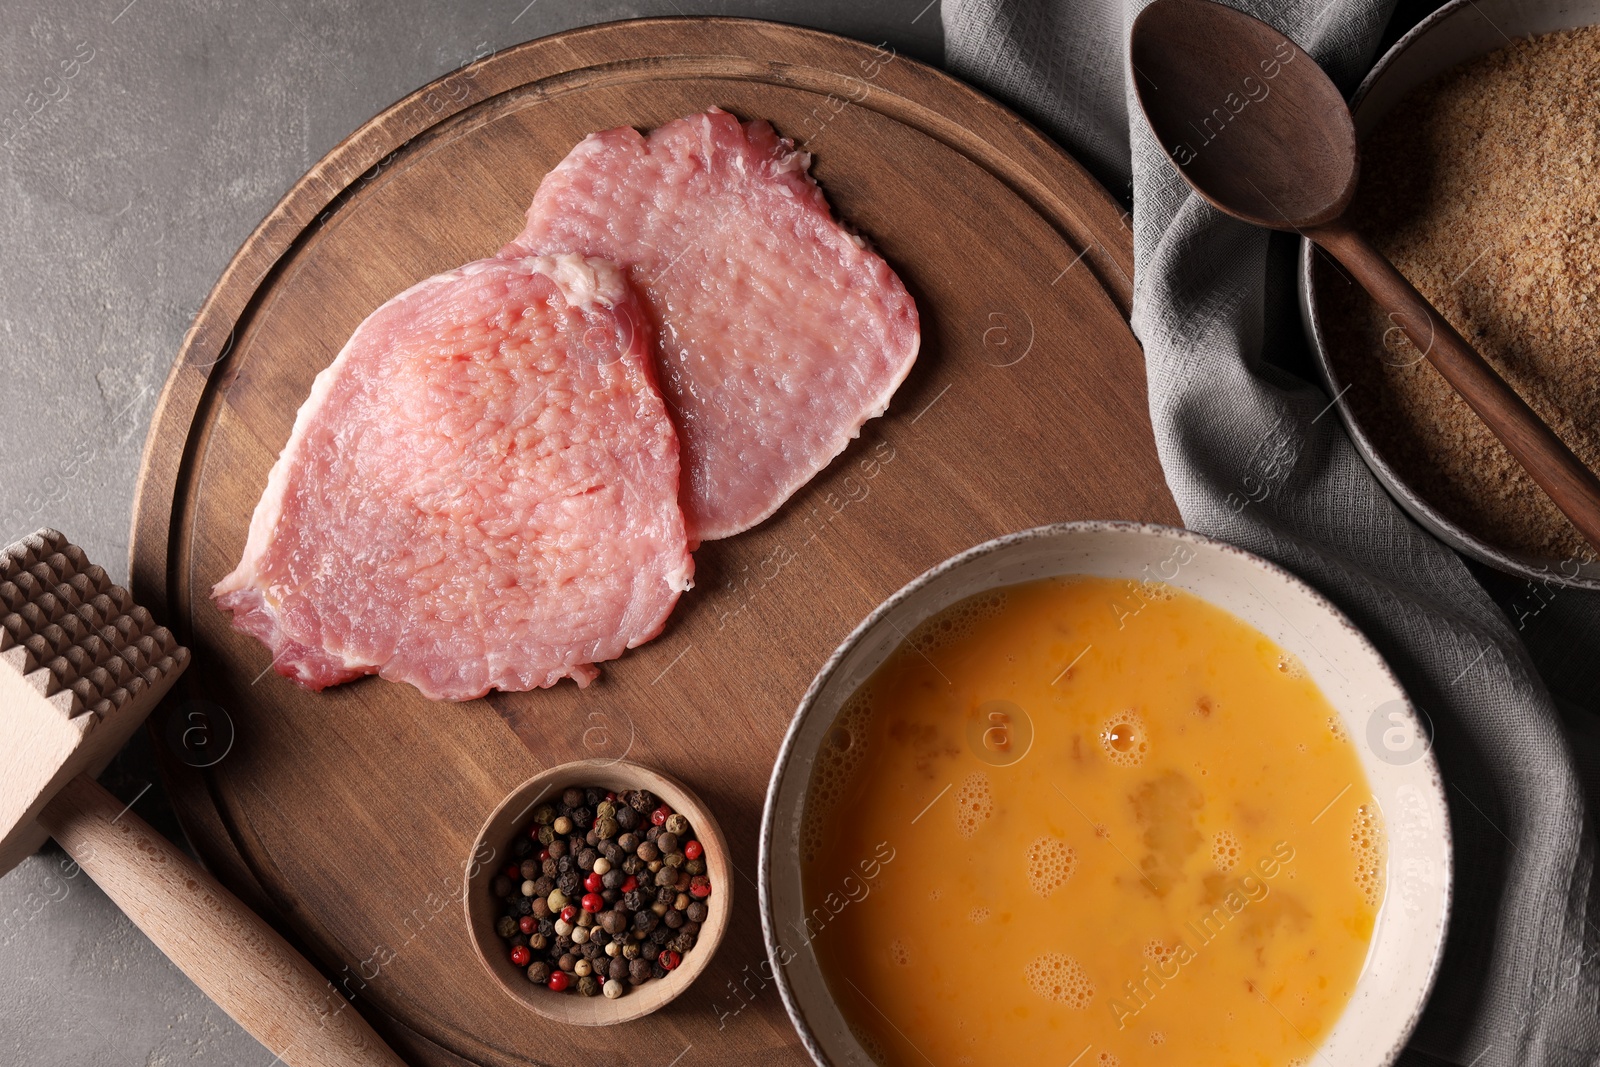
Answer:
[463,758,732,1026]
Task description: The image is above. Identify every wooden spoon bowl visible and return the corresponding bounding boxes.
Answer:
[463,759,732,1026]
[1130,0,1600,554]
[1129,0,1357,228]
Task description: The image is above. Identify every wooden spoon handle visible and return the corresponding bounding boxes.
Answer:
[1310,222,1600,552]
[37,773,407,1067]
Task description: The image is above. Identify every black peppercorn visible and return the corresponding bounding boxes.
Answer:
[495,781,710,997]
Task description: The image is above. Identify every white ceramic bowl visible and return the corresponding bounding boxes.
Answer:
[1298,0,1600,590]
[760,522,1451,1067]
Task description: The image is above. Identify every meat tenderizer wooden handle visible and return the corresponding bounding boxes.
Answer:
[37,774,407,1067]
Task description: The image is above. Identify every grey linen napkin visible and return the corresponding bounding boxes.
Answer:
[942,1,1600,1064]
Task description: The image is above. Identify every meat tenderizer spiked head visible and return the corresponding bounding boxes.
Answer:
[0,528,190,875]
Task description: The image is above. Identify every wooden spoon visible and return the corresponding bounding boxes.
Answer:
[1129,0,1600,553]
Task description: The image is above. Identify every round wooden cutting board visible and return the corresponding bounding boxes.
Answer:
[131,17,1178,1067]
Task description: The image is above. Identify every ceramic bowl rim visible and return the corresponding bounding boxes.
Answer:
[758,519,1453,1066]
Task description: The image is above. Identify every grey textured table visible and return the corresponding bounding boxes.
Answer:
[0,3,941,1063]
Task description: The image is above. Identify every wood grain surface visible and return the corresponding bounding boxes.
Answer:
[129,17,1178,1067]
[39,775,408,1067]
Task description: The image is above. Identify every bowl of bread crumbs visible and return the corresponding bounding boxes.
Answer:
[1300,0,1600,589]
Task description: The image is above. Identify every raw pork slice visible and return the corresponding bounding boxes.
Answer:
[502,107,921,542]
[212,254,692,701]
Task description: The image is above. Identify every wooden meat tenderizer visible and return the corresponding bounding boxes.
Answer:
[0,529,406,1067]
